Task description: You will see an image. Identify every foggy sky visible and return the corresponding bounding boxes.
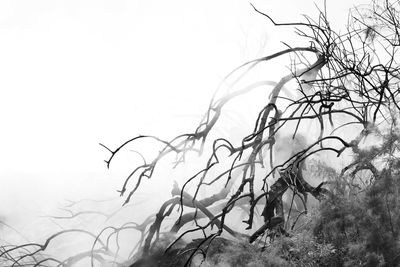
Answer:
[0,0,368,254]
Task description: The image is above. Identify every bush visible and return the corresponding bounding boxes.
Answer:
[313,162,400,266]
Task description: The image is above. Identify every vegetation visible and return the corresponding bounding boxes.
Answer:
[2,0,400,266]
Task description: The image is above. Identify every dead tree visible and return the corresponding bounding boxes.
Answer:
[3,1,400,266]
[98,0,400,265]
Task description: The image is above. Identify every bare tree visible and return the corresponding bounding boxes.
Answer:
[2,0,400,266]
[100,0,400,264]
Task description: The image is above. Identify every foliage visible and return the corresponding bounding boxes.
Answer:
[313,171,400,265]
[266,230,337,267]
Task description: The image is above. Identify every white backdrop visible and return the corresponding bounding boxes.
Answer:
[0,0,367,243]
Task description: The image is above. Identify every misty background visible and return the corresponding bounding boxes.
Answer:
[0,0,367,262]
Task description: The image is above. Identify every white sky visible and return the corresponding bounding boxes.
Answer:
[0,0,367,176]
[0,0,369,219]
[0,1,376,257]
